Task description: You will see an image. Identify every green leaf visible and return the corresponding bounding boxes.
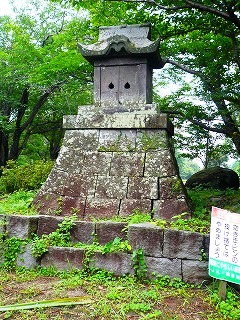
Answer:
[0,296,93,311]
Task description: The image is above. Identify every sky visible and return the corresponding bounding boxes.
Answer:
[0,0,13,16]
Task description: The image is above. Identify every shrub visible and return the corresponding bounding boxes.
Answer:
[0,160,54,194]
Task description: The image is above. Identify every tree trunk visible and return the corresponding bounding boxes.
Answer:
[0,130,9,167]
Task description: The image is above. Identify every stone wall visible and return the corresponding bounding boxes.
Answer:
[0,214,210,284]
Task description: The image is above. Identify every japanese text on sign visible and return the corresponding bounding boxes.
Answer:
[209,207,240,285]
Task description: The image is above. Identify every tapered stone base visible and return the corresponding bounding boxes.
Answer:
[33,105,191,220]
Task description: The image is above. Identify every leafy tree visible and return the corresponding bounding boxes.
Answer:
[51,0,240,158]
[0,0,93,166]
[175,152,201,180]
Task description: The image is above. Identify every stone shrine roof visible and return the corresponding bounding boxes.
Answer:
[78,23,164,68]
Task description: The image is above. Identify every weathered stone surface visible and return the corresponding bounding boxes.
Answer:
[110,152,144,176]
[71,221,95,244]
[38,169,68,195]
[55,146,84,174]
[182,260,210,284]
[127,177,159,199]
[98,129,137,152]
[16,244,39,269]
[160,176,187,200]
[136,130,168,151]
[163,229,205,260]
[186,166,240,190]
[128,223,164,257]
[0,215,6,235]
[41,246,85,270]
[61,196,86,218]
[33,192,61,215]
[119,199,152,216]
[204,234,210,260]
[144,150,178,177]
[62,129,99,150]
[145,257,182,280]
[64,112,173,131]
[37,215,65,236]
[63,174,96,197]
[85,198,120,219]
[96,221,127,244]
[6,215,38,239]
[153,198,191,220]
[82,152,112,176]
[91,251,134,275]
[95,176,128,199]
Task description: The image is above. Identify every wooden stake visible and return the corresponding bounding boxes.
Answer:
[218,280,227,300]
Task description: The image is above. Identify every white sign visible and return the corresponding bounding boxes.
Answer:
[209,207,240,285]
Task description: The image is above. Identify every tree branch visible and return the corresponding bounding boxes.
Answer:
[164,58,202,76]
[161,110,227,134]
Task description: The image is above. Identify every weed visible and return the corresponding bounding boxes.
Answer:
[0,190,38,215]
[132,248,148,280]
[31,215,77,257]
[2,237,28,269]
[102,237,131,254]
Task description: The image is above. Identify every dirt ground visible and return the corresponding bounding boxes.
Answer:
[0,272,226,320]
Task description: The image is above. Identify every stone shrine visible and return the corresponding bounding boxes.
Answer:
[34,23,191,220]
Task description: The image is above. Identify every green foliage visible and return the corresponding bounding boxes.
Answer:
[208,282,240,320]
[102,237,131,254]
[232,161,240,177]
[0,190,37,215]
[31,215,77,257]
[132,248,147,280]
[0,160,54,194]
[2,237,28,270]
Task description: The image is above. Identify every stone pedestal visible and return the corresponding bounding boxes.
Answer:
[34,105,191,220]
[34,24,191,220]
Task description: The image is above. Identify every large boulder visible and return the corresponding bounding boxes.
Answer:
[185,167,239,190]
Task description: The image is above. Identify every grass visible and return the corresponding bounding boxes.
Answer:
[0,190,37,215]
[0,266,239,319]
[1,188,240,234]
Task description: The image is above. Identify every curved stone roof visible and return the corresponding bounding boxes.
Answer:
[78,24,164,68]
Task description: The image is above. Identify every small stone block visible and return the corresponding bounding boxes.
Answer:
[163,229,205,260]
[33,192,61,215]
[38,169,68,195]
[119,199,152,216]
[110,152,144,176]
[127,177,159,199]
[91,251,134,275]
[145,257,182,280]
[96,221,128,244]
[98,129,137,152]
[16,243,39,269]
[83,152,112,176]
[41,246,85,271]
[159,176,186,200]
[6,215,38,239]
[61,196,86,218]
[85,198,120,219]
[62,129,99,150]
[144,150,178,177]
[153,198,191,220]
[182,260,210,284]
[71,221,95,244]
[95,176,128,199]
[63,174,96,198]
[37,215,65,236]
[55,146,84,174]
[128,223,164,257]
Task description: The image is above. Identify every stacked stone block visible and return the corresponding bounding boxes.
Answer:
[34,109,190,220]
[0,215,210,284]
